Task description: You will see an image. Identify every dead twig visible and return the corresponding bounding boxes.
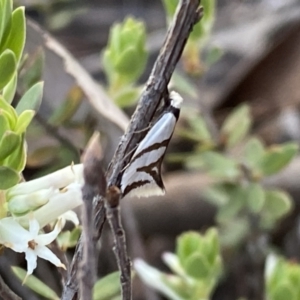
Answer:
[106,187,131,300]
[78,133,107,300]
[62,1,202,299]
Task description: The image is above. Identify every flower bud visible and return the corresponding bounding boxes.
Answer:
[102,17,148,85]
[8,188,53,215]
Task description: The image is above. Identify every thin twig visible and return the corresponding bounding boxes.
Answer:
[61,197,106,300]
[105,187,131,300]
[62,1,202,299]
[78,133,107,300]
[106,0,202,186]
[0,275,22,300]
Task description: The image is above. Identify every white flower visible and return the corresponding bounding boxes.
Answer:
[0,216,66,277]
[7,164,83,197]
[6,164,84,228]
[15,182,83,228]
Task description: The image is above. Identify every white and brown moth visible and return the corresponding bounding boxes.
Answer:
[120,91,183,198]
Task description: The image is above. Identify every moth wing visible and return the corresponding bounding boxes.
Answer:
[121,113,177,198]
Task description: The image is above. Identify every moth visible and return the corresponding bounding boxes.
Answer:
[120,91,183,198]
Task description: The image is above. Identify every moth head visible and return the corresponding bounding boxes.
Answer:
[169,91,183,109]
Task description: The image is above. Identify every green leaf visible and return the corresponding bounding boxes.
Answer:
[203,228,220,266]
[185,153,205,170]
[12,267,59,300]
[49,86,82,125]
[263,190,292,219]
[19,47,45,93]
[271,283,296,300]
[184,252,211,279]
[15,110,35,134]
[0,96,17,127]
[0,166,20,189]
[227,116,251,148]
[115,47,146,81]
[189,0,216,40]
[93,272,121,300]
[220,218,249,247]
[186,111,212,143]
[246,183,265,213]
[201,151,240,180]
[258,143,298,176]
[113,86,140,108]
[0,0,12,45]
[102,49,114,84]
[26,145,59,168]
[1,6,26,63]
[0,131,21,161]
[0,49,16,90]
[16,82,44,114]
[57,227,81,250]
[216,185,245,222]
[0,109,10,137]
[103,17,147,85]
[204,184,230,206]
[176,232,202,266]
[288,265,300,289]
[244,137,265,169]
[220,104,251,148]
[3,72,17,103]
[3,134,26,172]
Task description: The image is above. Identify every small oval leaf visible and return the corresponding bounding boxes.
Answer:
[264,190,293,219]
[0,0,12,45]
[0,49,16,90]
[16,81,44,114]
[176,231,202,266]
[93,272,121,300]
[0,166,20,189]
[184,253,211,279]
[49,86,82,125]
[244,137,265,169]
[15,110,35,134]
[3,134,26,172]
[258,143,298,176]
[246,183,265,213]
[201,151,240,180]
[0,131,21,161]
[0,96,17,128]
[0,110,10,137]
[1,7,25,63]
[221,104,251,147]
[3,72,17,103]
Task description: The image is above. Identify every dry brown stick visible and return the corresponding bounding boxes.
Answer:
[62,198,106,300]
[104,1,202,298]
[62,1,202,299]
[106,0,202,187]
[78,134,107,300]
[106,187,131,300]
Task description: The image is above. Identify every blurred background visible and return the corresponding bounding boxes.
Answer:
[3,0,300,299]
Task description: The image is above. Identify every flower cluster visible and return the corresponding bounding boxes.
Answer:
[0,164,84,276]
